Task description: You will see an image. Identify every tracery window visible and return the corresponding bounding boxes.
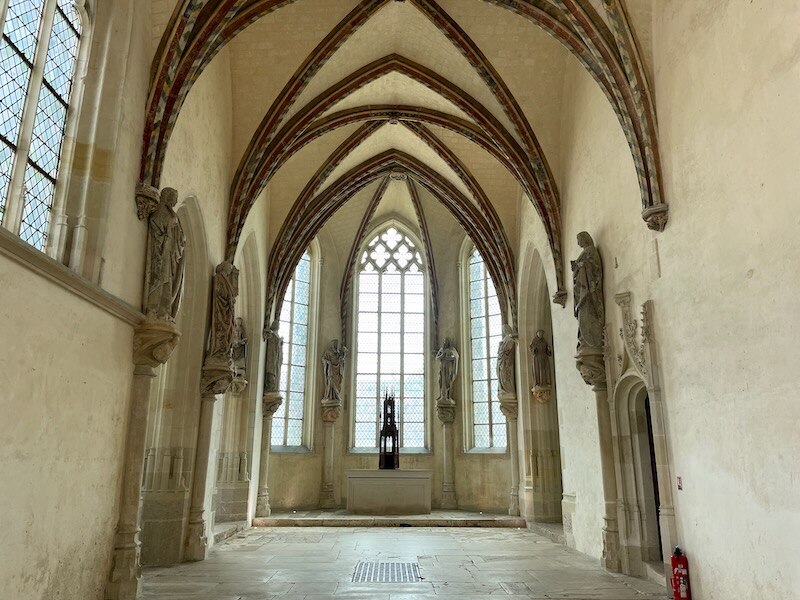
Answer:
[466,247,506,449]
[353,226,426,450]
[272,251,312,448]
[1,0,84,250]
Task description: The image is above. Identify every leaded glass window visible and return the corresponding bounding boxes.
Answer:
[353,227,427,450]
[0,0,83,249]
[468,248,506,449]
[272,251,311,447]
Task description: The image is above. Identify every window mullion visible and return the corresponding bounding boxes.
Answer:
[398,270,405,448]
[0,1,10,40]
[376,270,383,449]
[3,0,58,234]
[285,288,296,446]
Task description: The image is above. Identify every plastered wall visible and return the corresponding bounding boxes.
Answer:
[518,0,800,595]
[0,260,135,600]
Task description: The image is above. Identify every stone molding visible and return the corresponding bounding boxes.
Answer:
[0,227,144,326]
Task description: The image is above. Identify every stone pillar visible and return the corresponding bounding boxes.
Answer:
[319,400,341,508]
[577,348,620,572]
[255,393,282,517]
[106,321,180,600]
[500,393,520,516]
[436,399,457,509]
[185,363,232,561]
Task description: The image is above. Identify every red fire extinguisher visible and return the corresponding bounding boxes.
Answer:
[671,546,692,600]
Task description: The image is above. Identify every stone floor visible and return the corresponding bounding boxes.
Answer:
[142,527,668,599]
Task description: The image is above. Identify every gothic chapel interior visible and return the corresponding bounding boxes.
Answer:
[1,1,798,599]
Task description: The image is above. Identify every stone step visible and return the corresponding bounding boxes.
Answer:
[253,510,526,528]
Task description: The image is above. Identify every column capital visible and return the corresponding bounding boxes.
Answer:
[133,320,180,368]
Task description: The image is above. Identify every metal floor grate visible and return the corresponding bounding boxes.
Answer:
[352,561,421,583]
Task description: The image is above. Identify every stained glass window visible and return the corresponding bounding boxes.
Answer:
[1,0,83,249]
[272,251,312,447]
[353,227,427,450]
[468,248,506,449]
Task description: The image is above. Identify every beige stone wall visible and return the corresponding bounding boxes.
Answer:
[518,0,800,594]
[650,1,800,596]
[0,259,135,599]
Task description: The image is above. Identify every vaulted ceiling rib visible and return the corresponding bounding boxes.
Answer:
[144,0,666,323]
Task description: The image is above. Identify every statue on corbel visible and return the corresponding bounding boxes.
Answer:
[529,329,553,404]
[229,317,248,395]
[321,339,348,422]
[200,260,240,397]
[135,186,186,366]
[497,325,519,417]
[571,232,607,390]
[435,338,459,423]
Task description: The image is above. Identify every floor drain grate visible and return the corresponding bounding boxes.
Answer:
[352,561,421,583]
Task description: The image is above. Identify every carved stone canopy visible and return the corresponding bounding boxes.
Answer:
[135,183,160,221]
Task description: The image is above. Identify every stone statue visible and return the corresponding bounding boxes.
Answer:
[263,320,283,394]
[232,317,248,376]
[206,261,239,362]
[143,187,186,322]
[529,329,552,389]
[496,324,518,396]
[571,231,604,351]
[322,339,348,404]
[435,338,459,402]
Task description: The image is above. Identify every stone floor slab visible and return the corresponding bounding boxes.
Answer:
[142,527,669,600]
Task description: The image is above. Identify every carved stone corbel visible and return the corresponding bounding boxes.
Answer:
[135,183,160,221]
[642,205,669,232]
[132,320,180,368]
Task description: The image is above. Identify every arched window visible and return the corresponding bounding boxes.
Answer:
[0,0,85,251]
[272,250,313,448]
[353,226,427,450]
[464,246,506,449]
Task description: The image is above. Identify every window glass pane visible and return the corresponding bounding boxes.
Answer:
[467,248,505,449]
[272,250,312,447]
[0,141,13,216]
[4,0,46,62]
[19,165,53,250]
[0,39,32,143]
[354,227,427,448]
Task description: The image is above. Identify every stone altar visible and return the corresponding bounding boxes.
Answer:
[346,469,432,515]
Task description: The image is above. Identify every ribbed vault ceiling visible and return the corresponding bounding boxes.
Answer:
[145,0,665,324]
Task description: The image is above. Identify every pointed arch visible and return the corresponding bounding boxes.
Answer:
[266,150,517,331]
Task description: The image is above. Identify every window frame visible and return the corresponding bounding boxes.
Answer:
[271,241,320,453]
[0,0,92,256]
[348,219,433,454]
[459,238,508,454]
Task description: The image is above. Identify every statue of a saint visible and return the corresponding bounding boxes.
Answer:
[496,325,518,396]
[206,261,239,362]
[322,339,348,404]
[571,232,604,351]
[435,338,459,402]
[529,329,552,388]
[263,320,284,393]
[232,317,248,375]
[143,187,186,322]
